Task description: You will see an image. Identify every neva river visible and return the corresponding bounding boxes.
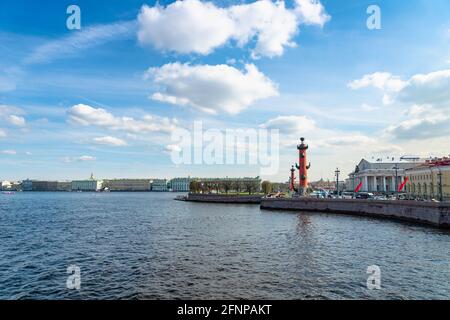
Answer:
[0,192,448,300]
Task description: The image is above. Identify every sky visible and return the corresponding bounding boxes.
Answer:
[1,0,450,182]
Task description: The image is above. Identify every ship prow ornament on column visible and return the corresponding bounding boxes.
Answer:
[295,137,311,196]
[289,165,297,193]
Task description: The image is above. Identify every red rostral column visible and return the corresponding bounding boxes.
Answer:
[289,165,296,192]
[296,137,311,195]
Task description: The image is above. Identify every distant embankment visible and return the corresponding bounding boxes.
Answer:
[186,193,262,204]
[261,198,450,229]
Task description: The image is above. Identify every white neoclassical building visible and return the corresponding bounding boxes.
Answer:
[348,156,423,193]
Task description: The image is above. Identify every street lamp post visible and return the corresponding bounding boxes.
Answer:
[335,168,340,197]
[393,164,399,195]
[352,173,355,197]
[437,168,444,202]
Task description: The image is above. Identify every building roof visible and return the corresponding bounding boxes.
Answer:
[350,157,424,174]
[405,157,450,171]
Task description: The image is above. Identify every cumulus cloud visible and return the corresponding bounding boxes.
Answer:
[386,106,450,140]
[93,136,127,147]
[138,0,232,55]
[349,69,450,108]
[351,69,450,139]
[67,104,179,133]
[259,115,316,134]
[398,70,450,108]
[147,63,278,114]
[228,0,298,58]
[294,0,330,26]
[137,0,329,58]
[348,72,406,105]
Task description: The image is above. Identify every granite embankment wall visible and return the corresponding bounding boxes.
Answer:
[260,198,450,228]
[186,193,262,204]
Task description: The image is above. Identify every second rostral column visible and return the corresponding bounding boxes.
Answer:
[296,137,311,195]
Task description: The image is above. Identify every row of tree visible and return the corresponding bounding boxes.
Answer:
[189,179,262,195]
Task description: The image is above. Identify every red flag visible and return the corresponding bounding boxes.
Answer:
[354,181,363,193]
[398,177,409,192]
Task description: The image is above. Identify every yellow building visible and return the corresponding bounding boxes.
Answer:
[103,179,151,192]
[405,158,450,201]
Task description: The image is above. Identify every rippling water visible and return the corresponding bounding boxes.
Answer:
[0,192,449,299]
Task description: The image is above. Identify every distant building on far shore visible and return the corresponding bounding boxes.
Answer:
[57,181,72,192]
[169,177,191,192]
[32,180,58,191]
[71,173,103,192]
[151,179,168,192]
[103,179,151,192]
[1,180,12,191]
[21,179,33,191]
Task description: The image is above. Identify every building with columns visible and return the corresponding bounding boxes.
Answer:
[348,156,423,193]
[405,157,450,201]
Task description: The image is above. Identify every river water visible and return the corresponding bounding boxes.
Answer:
[0,192,448,299]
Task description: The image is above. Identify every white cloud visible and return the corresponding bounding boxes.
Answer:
[147,63,278,114]
[0,105,26,127]
[93,136,127,147]
[67,104,179,133]
[138,0,232,55]
[386,106,450,140]
[137,0,329,58]
[348,72,407,103]
[294,0,330,26]
[0,129,6,138]
[398,70,450,108]
[24,21,136,64]
[228,0,298,58]
[349,69,450,109]
[77,155,96,161]
[259,115,316,134]
[7,115,26,127]
[64,155,97,163]
[351,69,450,139]
[1,150,17,155]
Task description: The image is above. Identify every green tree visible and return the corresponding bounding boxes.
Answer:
[232,180,242,194]
[221,180,232,194]
[189,181,199,193]
[261,181,272,195]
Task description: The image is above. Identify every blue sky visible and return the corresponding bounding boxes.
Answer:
[1,0,450,181]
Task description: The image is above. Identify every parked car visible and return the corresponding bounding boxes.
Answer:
[355,192,374,199]
[341,192,354,199]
